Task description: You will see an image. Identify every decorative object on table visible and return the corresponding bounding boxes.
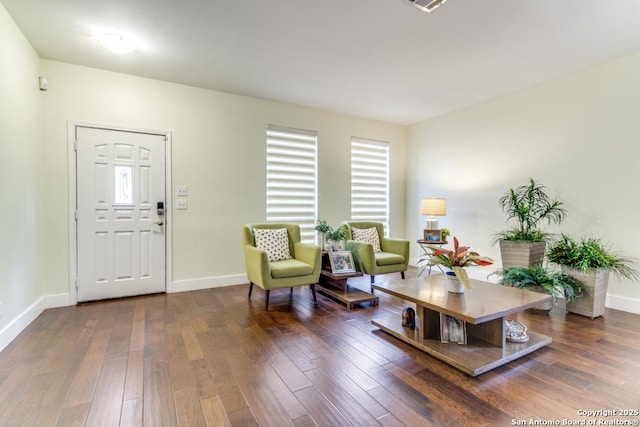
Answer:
[490,266,585,313]
[546,235,639,318]
[326,227,347,251]
[341,221,409,290]
[328,251,356,274]
[492,178,567,269]
[423,229,443,242]
[427,236,493,292]
[314,219,331,250]
[505,319,529,343]
[444,271,465,293]
[440,228,450,243]
[401,307,416,330]
[420,197,447,230]
[440,313,466,344]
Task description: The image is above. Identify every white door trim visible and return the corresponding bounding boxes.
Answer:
[68,120,173,304]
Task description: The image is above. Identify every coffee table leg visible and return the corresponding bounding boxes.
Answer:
[418,306,441,340]
[466,317,505,347]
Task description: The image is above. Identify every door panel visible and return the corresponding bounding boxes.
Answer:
[76,126,166,302]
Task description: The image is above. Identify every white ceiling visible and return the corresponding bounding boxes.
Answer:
[4,0,640,125]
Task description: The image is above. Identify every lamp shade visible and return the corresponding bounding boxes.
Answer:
[421,198,447,216]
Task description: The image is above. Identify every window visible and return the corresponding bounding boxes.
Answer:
[351,137,390,235]
[114,165,133,204]
[266,125,318,243]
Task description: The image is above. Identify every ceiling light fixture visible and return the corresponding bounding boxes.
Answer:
[97,33,135,54]
[406,0,448,13]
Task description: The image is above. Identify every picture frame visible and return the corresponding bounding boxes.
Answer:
[424,229,443,242]
[440,313,467,344]
[328,251,356,274]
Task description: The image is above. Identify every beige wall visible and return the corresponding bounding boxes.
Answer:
[0,4,45,337]
[40,61,407,295]
[407,51,640,312]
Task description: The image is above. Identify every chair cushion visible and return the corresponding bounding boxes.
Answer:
[270,259,314,279]
[253,228,292,262]
[352,227,381,253]
[375,251,405,266]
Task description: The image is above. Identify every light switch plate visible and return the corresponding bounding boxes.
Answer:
[176,185,188,196]
[176,199,188,210]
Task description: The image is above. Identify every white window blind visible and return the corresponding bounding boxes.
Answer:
[351,137,390,235]
[266,125,318,243]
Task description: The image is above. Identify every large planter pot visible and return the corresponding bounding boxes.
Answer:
[525,285,553,314]
[499,240,546,269]
[561,266,610,319]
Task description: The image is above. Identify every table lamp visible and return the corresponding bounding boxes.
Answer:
[421,197,447,230]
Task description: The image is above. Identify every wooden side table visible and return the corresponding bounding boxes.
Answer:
[317,252,378,310]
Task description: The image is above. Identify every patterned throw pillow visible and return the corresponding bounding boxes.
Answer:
[352,227,382,253]
[253,228,292,262]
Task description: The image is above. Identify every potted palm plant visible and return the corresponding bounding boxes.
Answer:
[546,235,639,318]
[314,220,331,249]
[494,178,567,269]
[428,237,493,293]
[326,227,347,251]
[491,267,585,313]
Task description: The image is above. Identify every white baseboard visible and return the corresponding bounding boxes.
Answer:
[0,274,249,354]
[606,293,640,315]
[169,274,248,293]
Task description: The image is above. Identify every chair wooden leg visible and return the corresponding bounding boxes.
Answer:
[290,287,294,297]
[401,271,405,280]
[310,284,317,304]
[264,290,270,311]
[248,282,254,299]
[370,275,375,293]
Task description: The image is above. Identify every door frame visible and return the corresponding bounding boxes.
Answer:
[67,120,173,304]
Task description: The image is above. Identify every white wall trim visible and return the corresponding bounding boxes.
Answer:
[67,121,173,302]
[0,293,71,353]
[170,274,248,293]
[606,293,640,315]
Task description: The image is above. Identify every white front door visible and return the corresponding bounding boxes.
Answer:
[76,126,166,302]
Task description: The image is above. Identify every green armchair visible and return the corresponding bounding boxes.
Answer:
[242,223,321,310]
[340,221,409,291]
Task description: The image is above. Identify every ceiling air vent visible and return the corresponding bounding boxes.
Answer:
[406,0,448,13]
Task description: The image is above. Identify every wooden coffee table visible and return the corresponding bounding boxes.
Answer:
[371,275,552,376]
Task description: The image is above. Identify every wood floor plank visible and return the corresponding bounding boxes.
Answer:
[143,357,177,426]
[84,356,127,426]
[294,385,352,427]
[200,395,231,427]
[303,367,382,426]
[1,269,639,426]
[174,387,207,427]
[65,328,112,406]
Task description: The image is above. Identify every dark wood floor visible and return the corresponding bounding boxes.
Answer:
[1,271,639,427]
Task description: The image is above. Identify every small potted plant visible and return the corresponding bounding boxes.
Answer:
[493,178,567,269]
[546,235,639,318]
[491,267,585,313]
[326,227,347,251]
[440,228,450,243]
[314,220,331,249]
[428,237,493,293]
